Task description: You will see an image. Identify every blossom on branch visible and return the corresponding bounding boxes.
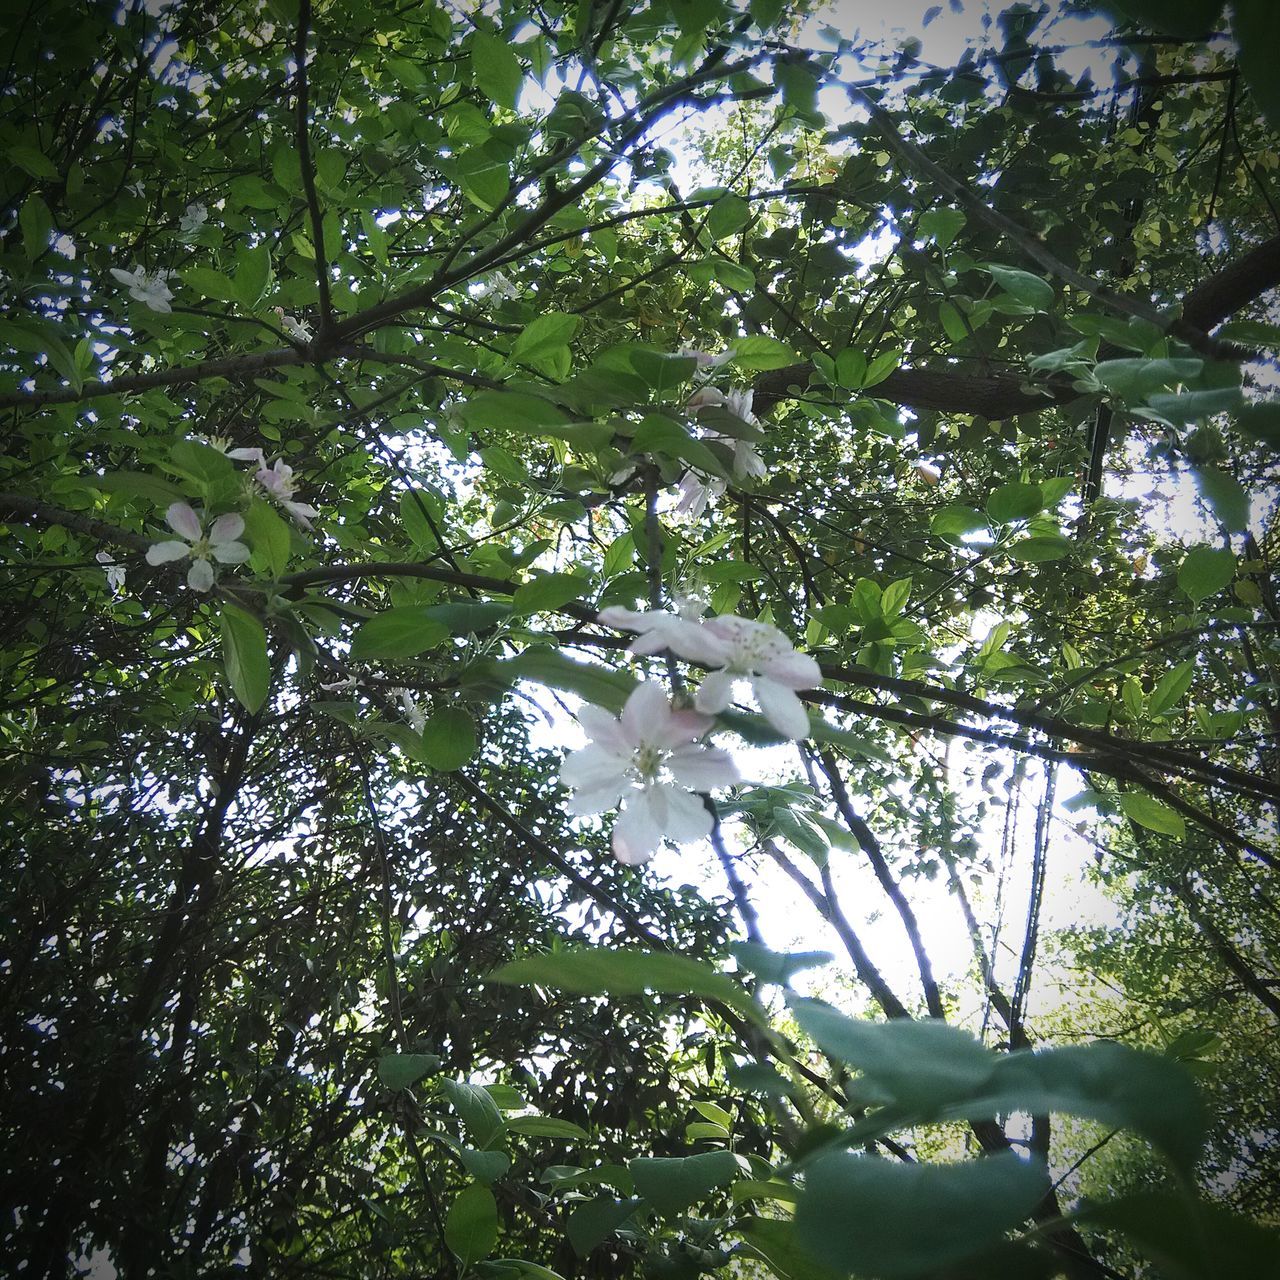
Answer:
[560,683,740,865]
[597,605,726,665]
[273,307,313,343]
[255,458,319,529]
[178,203,208,236]
[109,266,174,313]
[694,615,822,739]
[144,502,250,591]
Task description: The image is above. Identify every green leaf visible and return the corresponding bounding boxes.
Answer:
[1193,465,1250,532]
[566,1197,641,1256]
[456,144,510,211]
[931,504,989,540]
[7,144,59,179]
[420,707,477,771]
[918,207,966,248]
[1147,660,1195,716]
[834,348,866,389]
[1117,792,1186,839]
[489,947,762,1024]
[729,335,799,370]
[986,482,1043,524]
[350,607,450,661]
[459,391,570,433]
[1177,545,1235,603]
[471,31,523,109]
[863,347,901,388]
[1007,535,1071,563]
[512,572,590,615]
[19,195,52,258]
[425,600,512,634]
[445,1184,499,1265]
[168,440,237,489]
[92,471,186,507]
[1094,357,1203,402]
[1232,1,1280,131]
[220,605,270,713]
[442,1078,506,1149]
[500,648,636,712]
[985,263,1055,310]
[729,942,832,985]
[629,1151,738,1217]
[377,1052,442,1089]
[234,242,272,308]
[1076,1191,1280,1280]
[738,1216,845,1280]
[459,1148,511,1184]
[795,1152,1048,1277]
[708,194,751,240]
[511,312,581,372]
[242,498,292,578]
[632,413,729,478]
[506,1115,590,1140]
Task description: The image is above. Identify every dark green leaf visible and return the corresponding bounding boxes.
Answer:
[377,1052,442,1089]
[442,1079,506,1150]
[220,605,270,713]
[445,1183,499,1265]
[566,1198,641,1256]
[420,707,477,771]
[629,1151,738,1217]
[1177,545,1235,603]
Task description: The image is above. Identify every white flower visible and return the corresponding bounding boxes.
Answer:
[109,266,174,313]
[677,348,732,371]
[96,551,126,595]
[273,307,313,342]
[178,202,208,236]
[201,435,264,464]
[144,502,250,591]
[914,461,941,486]
[397,688,427,734]
[255,457,319,529]
[599,605,727,665]
[692,615,823,740]
[673,386,765,517]
[472,272,519,302]
[319,677,358,692]
[560,683,740,865]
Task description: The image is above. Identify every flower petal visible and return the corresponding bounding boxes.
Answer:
[187,557,215,592]
[212,540,251,564]
[227,447,265,464]
[654,782,714,843]
[620,682,674,742]
[146,540,190,565]
[598,605,650,632]
[566,778,629,816]
[165,501,203,541]
[209,512,244,543]
[752,676,811,740]
[694,669,737,716]
[762,650,823,690]
[612,792,664,864]
[668,743,740,792]
[283,500,318,529]
[110,267,140,287]
[561,743,627,794]
[576,703,633,755]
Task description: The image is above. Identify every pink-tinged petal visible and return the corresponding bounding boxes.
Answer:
[209,512,244,544]
[694,670,737,716]
[576,703,633,755]
[212,540,251,565]
[651,706,713,750]
[283,500,317,529]
[762,650,823,690]
[187,557,215,592]
[612,793,664,864]
[146,540,189,566]
[561,743,627,794]
[165,501,202,541]
[668,743,740,791]
[620,682,673,742]
[598,605,650,632]
[752,677,811,740]
[227,447,265,464]
[655,782,714,843]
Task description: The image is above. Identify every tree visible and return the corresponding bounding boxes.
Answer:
[1,0,1278,1275]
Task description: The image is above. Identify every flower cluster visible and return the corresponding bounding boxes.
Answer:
[110,266,174,313]
[676,385,766,519]
[560,607,822,865]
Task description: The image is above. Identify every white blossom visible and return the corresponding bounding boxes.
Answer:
[144,502,250,591]
[109,266,174,313]
[96,551,126,595]
[599,605,726,665]
[178,202,208,236]
[675,386,765,517]
[255,457,319,529]
[692,615,822,739]
[560,683,740,865]
[273,307,313,342]
[471,272,519,301]
[318,677,358,693]
[397,688,427,734]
